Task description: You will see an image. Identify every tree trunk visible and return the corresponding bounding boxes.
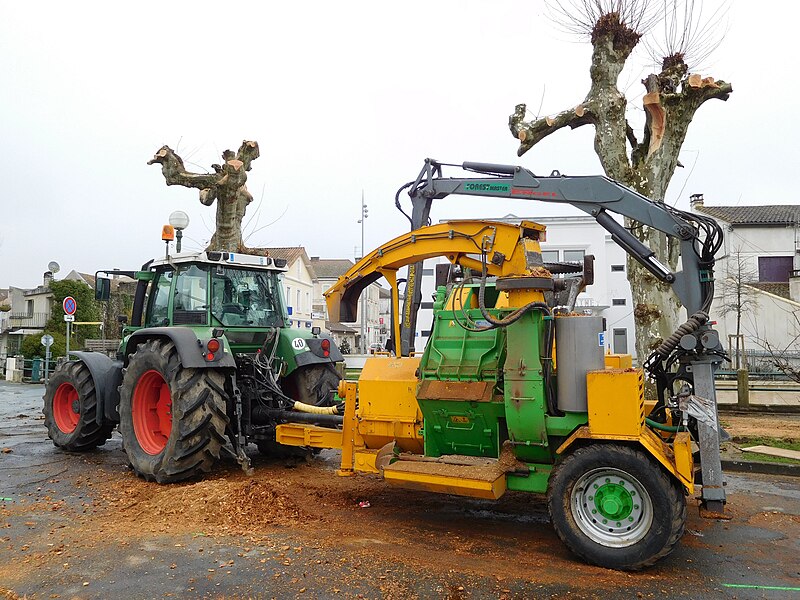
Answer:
[148,141,261,253]
[508,16,731,385]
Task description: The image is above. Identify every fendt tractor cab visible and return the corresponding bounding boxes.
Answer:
[43,250,343,482]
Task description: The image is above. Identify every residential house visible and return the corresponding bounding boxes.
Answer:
[691,196,800,368]
[309,257,384,353]
[0,272,54,360]
[263,248,319,332]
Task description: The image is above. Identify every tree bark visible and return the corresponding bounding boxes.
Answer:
[509,20,732,375]
[148,141,261,253]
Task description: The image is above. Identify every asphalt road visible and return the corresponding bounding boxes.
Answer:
[1,380,799,600]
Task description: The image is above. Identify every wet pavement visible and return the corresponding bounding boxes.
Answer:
[1,380,799,599]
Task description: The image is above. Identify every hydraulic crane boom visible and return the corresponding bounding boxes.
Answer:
[398,159,721,354]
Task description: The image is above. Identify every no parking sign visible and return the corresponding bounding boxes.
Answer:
[63,296,77,315]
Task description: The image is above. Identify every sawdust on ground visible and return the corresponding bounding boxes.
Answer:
[720,413,800,441]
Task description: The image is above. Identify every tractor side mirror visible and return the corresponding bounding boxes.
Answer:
[95,277,111,301]
[117,314,128,325]
[311,326,321,336]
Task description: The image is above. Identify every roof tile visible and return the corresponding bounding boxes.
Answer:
[697,205,800,225]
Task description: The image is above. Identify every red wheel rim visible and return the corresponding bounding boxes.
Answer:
[53,382,80,433]
[132,370,172,455]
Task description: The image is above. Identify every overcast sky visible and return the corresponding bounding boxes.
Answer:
[1,1,797,289]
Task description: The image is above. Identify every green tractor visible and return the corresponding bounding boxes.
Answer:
[43,250,344,482]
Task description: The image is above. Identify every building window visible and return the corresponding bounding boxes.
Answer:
[420,302,434,310]
[421,330,431,337]
[296,290,301,312]
[612,298,626,306]
[563,249,585,263]
[25,300,34,317]
[758,256,793,282]
[422,268,434,276]
[541,250,559,263]
[611,264,625,272]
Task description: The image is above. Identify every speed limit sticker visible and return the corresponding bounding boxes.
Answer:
[291,338,307,351]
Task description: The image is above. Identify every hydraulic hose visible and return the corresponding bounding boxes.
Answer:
[650,311,709,360]
[645,417,680,433]
[293,401,339,415]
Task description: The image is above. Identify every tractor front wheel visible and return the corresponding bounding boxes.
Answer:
[547,444,686,570]
[119,339,229,483]
[43,361,115,451]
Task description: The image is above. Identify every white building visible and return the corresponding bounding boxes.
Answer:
[309,257,384,353]
[263,247,319,332]
[691,197,800,369]
[413,215,636,356]
[0,273,54,360]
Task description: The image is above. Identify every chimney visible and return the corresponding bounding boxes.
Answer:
[43,271,53,288]
[689,193,704,210]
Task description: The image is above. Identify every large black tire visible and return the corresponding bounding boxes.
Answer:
[43,361,115,451]
[547,444,686,571]
[118,339,229,483]
[283,363,342,407]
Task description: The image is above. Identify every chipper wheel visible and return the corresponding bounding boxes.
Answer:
[547,443,686,571]
[43,361,115,451]
[119,339,229,483]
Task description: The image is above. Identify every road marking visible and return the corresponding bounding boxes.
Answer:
[722,584,800,592]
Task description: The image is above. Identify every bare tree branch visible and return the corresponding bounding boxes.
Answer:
[509,0,733,370]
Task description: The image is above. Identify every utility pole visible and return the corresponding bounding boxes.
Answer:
[358,191,368,353]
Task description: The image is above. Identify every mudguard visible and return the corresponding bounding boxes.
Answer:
[278,330,344,376]
[123,327,237,369]
[69,351,124,425]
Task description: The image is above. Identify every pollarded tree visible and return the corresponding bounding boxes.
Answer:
[148,141,261,253]
[509,0,731,362]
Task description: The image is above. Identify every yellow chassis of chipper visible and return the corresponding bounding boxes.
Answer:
[275,355,694,499]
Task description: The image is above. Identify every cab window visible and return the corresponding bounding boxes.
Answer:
[173,264,208,325]
[146,270,173,327]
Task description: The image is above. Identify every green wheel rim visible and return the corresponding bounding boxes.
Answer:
[570,467,653,548]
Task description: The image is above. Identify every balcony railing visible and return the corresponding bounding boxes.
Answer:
[9,312,49,329]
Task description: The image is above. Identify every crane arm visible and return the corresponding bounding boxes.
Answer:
[324,219,550,351]
[399,159,722,355]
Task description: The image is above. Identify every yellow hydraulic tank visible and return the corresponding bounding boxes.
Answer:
[356,356,424,453]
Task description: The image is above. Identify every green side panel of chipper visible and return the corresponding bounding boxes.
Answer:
[416,286,509,459]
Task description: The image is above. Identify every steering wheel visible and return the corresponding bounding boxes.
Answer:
[222,302,246,315]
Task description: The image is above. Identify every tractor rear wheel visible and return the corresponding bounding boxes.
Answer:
[547,444,686,570]
[43,361,115,451]
[119,339,229,483]
[283,363,341,407]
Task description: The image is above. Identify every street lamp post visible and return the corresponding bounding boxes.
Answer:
[357,192,368,353]
[169,210,190,253]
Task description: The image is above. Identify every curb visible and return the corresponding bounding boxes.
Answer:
[721,459,800,477]
[718,404,800,414]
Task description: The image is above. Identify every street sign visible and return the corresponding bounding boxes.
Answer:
[41,334,54,347]
[64,314,75,322]
[63,296,77,315]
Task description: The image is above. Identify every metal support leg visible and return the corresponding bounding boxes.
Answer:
[693,360,726,513]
